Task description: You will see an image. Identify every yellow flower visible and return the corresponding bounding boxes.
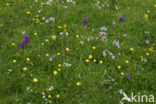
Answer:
[154,4,156,7]
[93,59,97,63]
[86,59,89,63]
[23,67,27,71]
[33,78,38,83]
[58,64,61,67]
[41,43,44,46]
[147,10,150,13]
[127,7,130,10]
[13,60,16,63]
[49,2,52,6]
[36,15,39,18]
[76,82,82,86]
[65,48,69,51]
[89,55,93,59]
[92,46,96,50]
[58,26,62,29]
[30,74,33,77]
[99,60,103,64]
[140,56,143,59]
[35,0,38,2]
[53,70,57,75]
[52,35,56,40]
[76,35,79,38]
[146,53,149,56]
[6,3,10,6]
[46,54,49,57]
[57,52,60,56]
[117,66,121,69]
[34,33,38,36]
[121,72,124,75]
[11,43,15,46]
[56,94,60,98]
[144,14,148,19]
[125,60,129,63]
[148,48,153,51]
[27,57,30,62]
[64,24,67,28]
[58,68,61,71]
[26,11,31,15]
[48,94,52,99]
[40,22,44,25]
[115,7,119,10]
[130,48,134,51]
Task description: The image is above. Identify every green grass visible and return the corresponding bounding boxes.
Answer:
[0,0,156,104]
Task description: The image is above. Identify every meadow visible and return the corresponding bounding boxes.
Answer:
[0,0,156,104]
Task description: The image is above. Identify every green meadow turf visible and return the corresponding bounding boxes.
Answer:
[0,0,156,104]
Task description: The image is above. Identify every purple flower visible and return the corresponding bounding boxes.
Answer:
[124,17,126,21]
[49,17,54,22]
[102,4,105,7]
[113,40,120,48]
[126,73,130,79]
[119,16,123,21]
[83,17,87,27]
[101,36,107,42]
[20,41,25,49]
[24,34,30,44]
[46,19,49,23]
[42,17,45,20]
[103,51,107,57]
[101,26,107,31]
[123,34,128,37]
[112,55,115,59]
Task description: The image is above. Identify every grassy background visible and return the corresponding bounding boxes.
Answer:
[0,0,156,104]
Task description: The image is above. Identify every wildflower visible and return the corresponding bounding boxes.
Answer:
[13,60,16,63]
[113,40,120,48]
[33,78,38,83]
[56,94,60,98]
[57,53,60,56]
[53,70,57,75]
[93,59,97,62]
[123,34,128,37]
[52,35,56,40]
[89,55,93,59]
[26,57,30,62]
[144,14,148,19]
[46,19,49,23]
[20,41,25,49]
[11,43,15,46]
[58,64,61,67]
[42,17,45,20]
[101,35,107,42]
[58,26,62,29]
[121,72,124,75]
[117,66,121,69]
[86,59,89,63]
[145,40,149,44]
[64,24,67,28]
[146,53,149,56]
[130,48,134,51]
[41,43,44,46]
[103,51,107,57]
[58,68,61,71]
[125,60,129,63]
[46,54,49,57]
[140,56,143,59]
[23,67,27,71]
[6,3,10,6]
[34,33,38,36]
[149,47,153,51]
[26,11,31,15]
[49,17,54,22]
[24,34,30,44]
[65,48,70,51]
[76,35,79,38]
[92,46,96,50]
[147,10,150,13]
[99,60,103,64]
[30,74,33,77]
[119,16,123,21]
[83,17,87,27]
[101,26,107,31]
[35,0,38,2]
[126,73,130,79]
[76,82,82,86]
[154,4,156,7]
[48,94,52,99]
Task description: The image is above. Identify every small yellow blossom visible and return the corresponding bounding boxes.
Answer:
[6,3,10,6]
[49,2,52,6]
[99,60,103,64]
[127,7,130,10]
[57,52,60,56]
[23,67,27,71]
[89,55,93,59]
[58,68,61,71]
[13,60,16,63]
[140,56,143,59]
[121,72,124,75]
[35,0,38,2]
[11,43,15,46]
[48,94,52,98]
[147,10,150,13]
[41,43,44,46]
[46,54,49,57]
[146,53,149,56]
[53,70,57,75]
[149,48,153,51]
[58,26,62,29]
[40,22,44,25]
[154,4,156,7]
[66,48,69,51]
[33,78,38,83]
[36,15,39,18]
[125,60,129,63]
[34,33,38,36]
[27,57,30,62]
[144,14,148,19]
[93,59,97,62]
[30,74,33,77]
[76,82,82,86]
[92,46,96,50]
[76,35,79,38]
[117,66,121,69]
[64,24,67,28]
[86,59,89,63]
[26,11,31,15]
[56,94,60,98]
[58,64,61,67]
[130,48,134,51]
[52,35,56,40]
